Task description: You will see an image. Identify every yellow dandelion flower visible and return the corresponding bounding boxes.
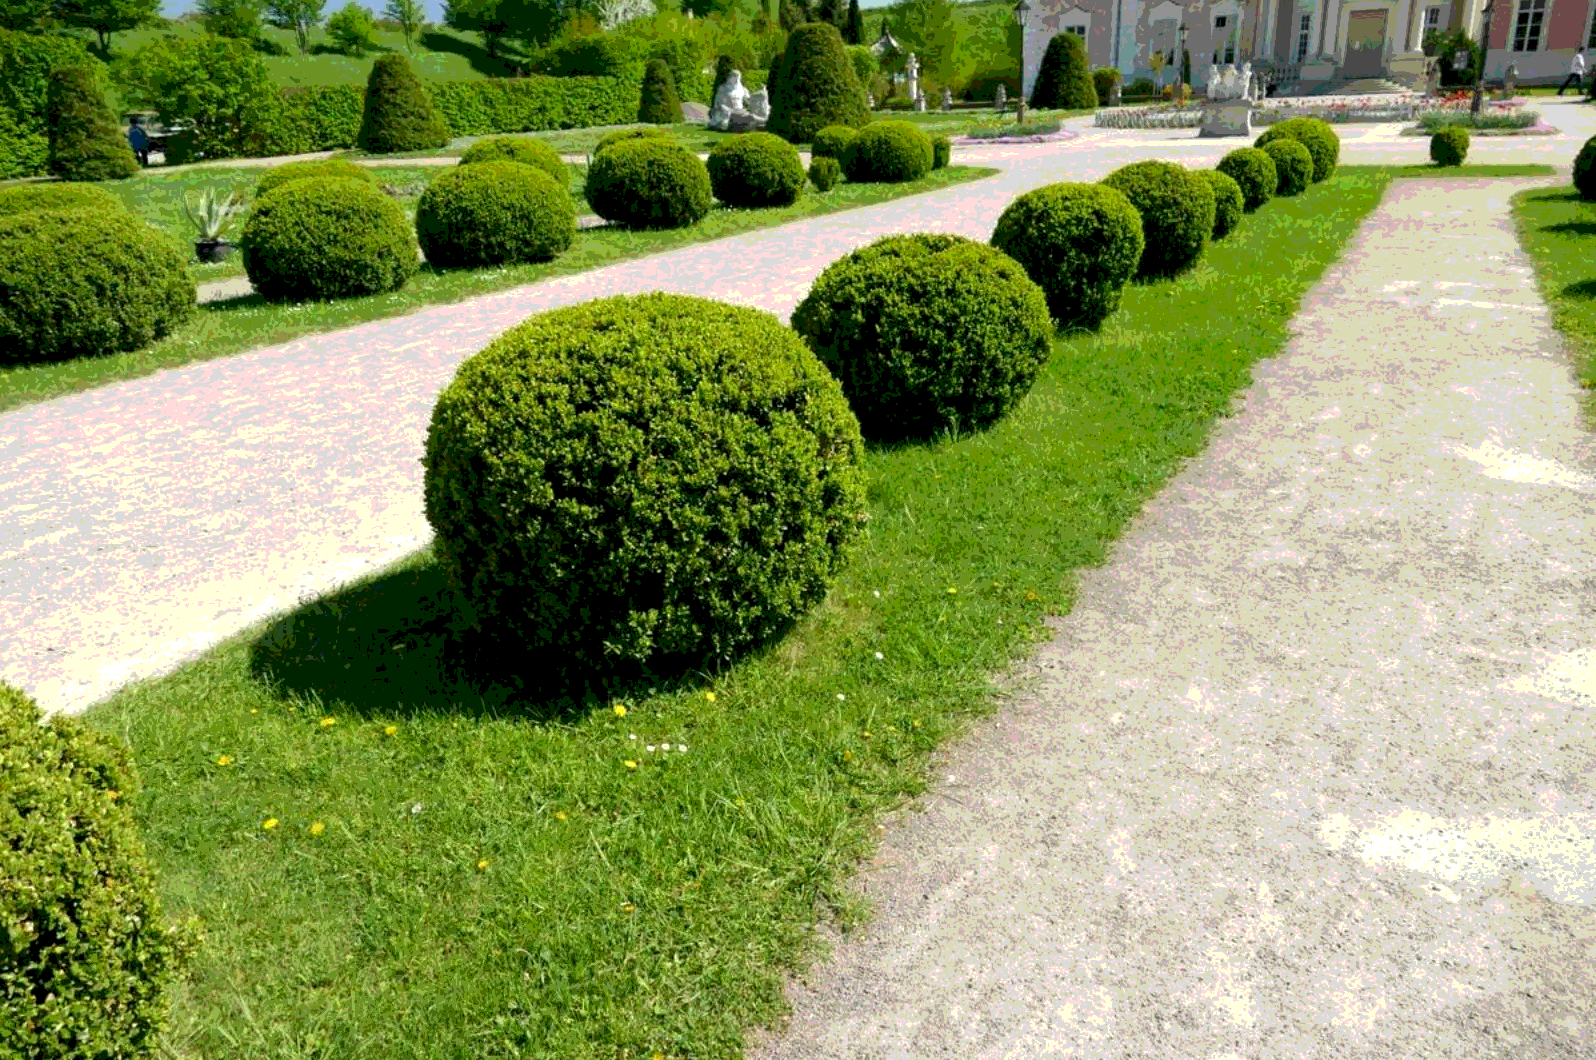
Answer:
[319,716,336,728]
[843,750,852,762]
[705,691,716,702]
[947,587,957,595]
[912,719,921,729]
[476,859,489,871]
[263,818,279,830]
[309,822,325,837]
[624,760,638,770]
[613,704,627,718]
[734,797,746,807]
[1026,591,1038,601]
[250,708,258,714]
[383,724,397,736]
[622,902,636,912]
[105,789,120,801]
[862,731,871,739]
[555,811,568,821]
[215,754,234,766]
[654,1053,665,1060]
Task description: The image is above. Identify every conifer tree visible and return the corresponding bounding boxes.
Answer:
[357,53,450,154]
[844,0,862,45]
[46,65,138,181]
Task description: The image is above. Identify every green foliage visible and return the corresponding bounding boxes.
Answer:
[265,0,326,54]
[357,52,451,153]
[426,73,640,140]
[988,181,1143,332]
[809,122,858,160]
[638,57,682,123]
[384,0,425,50]
[845,42,875,85]
[710,52,736,101]
[845,0,863,44]
[766,21,868,143]
[114,33,279,161]
[1100,160,1215,281]
[533,31,642,77]
[443,0,513,59]
[592,124,671,155]
[0,0,52,31]
[1029,32,1096,110]
[420,291,868,677]
[416,159,574,268]
[930,133,949,169]
[1197,169,1242,239]
[46,65,138,182]
[255,157,377,197]
[1429,125,1469,166]
[1254,116,1337,182]
[1259,137,1311,195]
[584,136,711,228]
[0,209,194,365]
[458,134,566,185]
[643,35,709,103]
[0,181,126,217]
[706,130,806,208]
[791,232,1053,440]
[0,681,195,1060]
[53,0,161,54]
[1573,134,1596,200]
[963,68,1019,102]
[0,29,103,179]
[1424,28,1480,86]
[807,153,841,190]
[841,118,930,183]
[1091,65,1120,102]
[239,176,417,301]
[1216,146,1275,212]
[884,0,959,89]
[326,1,380,55]
[199,0,267,40]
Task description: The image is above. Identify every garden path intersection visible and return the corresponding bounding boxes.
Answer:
[5,101,1596,1058]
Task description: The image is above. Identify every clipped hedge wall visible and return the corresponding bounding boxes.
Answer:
[0,28,106,181]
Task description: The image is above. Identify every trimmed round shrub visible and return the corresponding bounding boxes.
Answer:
[1197,169,1244,240]
[0,681,194,1060]
[1216,146,1276,212]
[1092,66,1122,103]
[639,57,683,124]
[841,119,932,183]
[1254,116,1338,183]
[255,158,378,199]
[416,161,575,269]
[707,131,806,208]
[989,182,1143,332]
[1260,138,1312,196]
[239,177,416,301]
[1029,32,1097,110]
[809,155,842,191]
[766,21,870,144]
[45,65,138,182]
[790,233,1054,441]
[420,291,869,676]
[1100,160,1216,281]
[810,123,859,161]
[931,134,950,170]
[593,126,673,157]
[1574,134,1596,200]
[1430,126,1470,167]
[458,136,567,187]
[0,182,127,218]
[0,209,195,366]
[357,53,450,154]
[584,137,712,229]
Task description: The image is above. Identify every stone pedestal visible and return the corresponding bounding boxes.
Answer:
[1198,99,1254,137]
[725,111,765,132]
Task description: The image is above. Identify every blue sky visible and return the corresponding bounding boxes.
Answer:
[157,0,899,27]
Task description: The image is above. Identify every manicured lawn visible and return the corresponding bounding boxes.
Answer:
[1391,163,1556,176]
[1510,180,1596,421]
[86,164,1404,1060]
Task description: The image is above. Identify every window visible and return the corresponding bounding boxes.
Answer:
[1066,25,1085,38]
[1296,14,1311,62]
[1214,14,1234,63]
[1588,6,1596,49]
[1425,6,1440,32]
[1512,0,1546,51]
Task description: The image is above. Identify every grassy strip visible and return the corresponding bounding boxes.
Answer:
[1509,181,1596,424]
[1391,163,1556,177]
[84,165,1395,1060]
[0,164,994,416]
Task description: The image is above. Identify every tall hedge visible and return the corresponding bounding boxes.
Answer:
[1029,32,1097,110]
[766,21,869,144]
[357,53,450,154]
[46,65,139,182]
[638,57,681,124]
[0,28,105,180]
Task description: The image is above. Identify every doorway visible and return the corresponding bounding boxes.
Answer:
[1343,9,1388,78]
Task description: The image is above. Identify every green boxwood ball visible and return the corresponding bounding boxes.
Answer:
[790,233,1054,441]
[810,124,859,161]
[239,177,417,302]
[707,131,806,208]
[841,119,932,183]
[0,209,194,366]
[1430,126,1470,166]
[1197,169,1244,239]
[584,137,712,229]
[421,291,869,674]
[988,182,1144,332]
[416,161,575,269]
[1254,116,1338,182]
[808,155,842,191]
[593,126,673,157]
[0,181,127,218]
[1099,160,1216,281]
[1573,134,1596,200]
[1260,138,1312,196]
[931,134,951,170]
[255,158,377,199]
[1216,147,1276,212]
[459,135,568,188]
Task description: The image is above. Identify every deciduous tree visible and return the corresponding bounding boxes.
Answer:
[325,0,377,53]
[0,0,53,31]
[198,0,266,40]
[53,0,162,55]
[265,0,325,53]
[383,0,423,49]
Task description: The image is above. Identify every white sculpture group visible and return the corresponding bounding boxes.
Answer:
[1205,60,1255,101]
[707,70,770,131]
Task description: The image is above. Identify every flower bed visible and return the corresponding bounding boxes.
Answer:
[1094,94,1540,129]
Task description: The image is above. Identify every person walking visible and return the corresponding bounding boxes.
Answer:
[126,116,150,167]
[1558,46,1586,95]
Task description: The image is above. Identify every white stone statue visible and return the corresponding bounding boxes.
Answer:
[941,86,952,111]
[905,52,919,103]
[1239,61,1252,98]
[747,85,769,120]
[707,69,751,130]
[1206,62,1221,99]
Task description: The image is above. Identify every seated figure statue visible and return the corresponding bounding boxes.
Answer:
[707,70,752,130]
[747,85,769,120]
[1206,63,1221,99]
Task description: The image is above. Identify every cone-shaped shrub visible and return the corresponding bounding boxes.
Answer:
[458,136,567,187]
[357,53,449,154]
[1197,169,1243,239]
[255,158,378,198]
[420,292,868,681]
[989,182,1143,332]
[46,65,138,182]
[766,21,870,144]
[585,137,712,229]
[417,161,575,269]
[1029,32,1097,110]
[1216,146,1276,212]
[0,182,127,218]
[1574,134,1596,199]
[707,131,806,208]
[240,177,417,301]
[1430,126,1469,166]
[1100,160,1216,281]
[1260,138,1312,195]
[638,58,683,124]
[1254,116,1337,182]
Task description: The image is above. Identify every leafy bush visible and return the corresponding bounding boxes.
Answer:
[255,157,377,198]
[0,209,194,365]
[1574,134,1596,200]
[1429,125,1469,166]
[791,233,1053,441]
[533,33,642,78]
[458,135,567,186]
[0,28,103,180]
[931,134,950,169]
[1127,77,1156,96]
[1254,116,1337,182]
[593,125,672,155]
[808,154,841,190]
[1029,32,1096,110]
[326,1,380,55]
[706,130,805,208]
[810,123,858,160]
[45,65,138,182]
[1197,169,1243,239]
[846,44,877,87]
[638,57,682,124]
[1424,28,1480,86]
[357,53,450,154]
[114,34,279,162]
[426,73,641,141]
[1099,160,1216,280]
[1216,146,1276,211]
[766,21,869,144]
[841,119,931,183]
[239,177,417,301]
[964,69,1020,102]
[988,181,1143,332]
[644,36,709,104]
[1259,137,1311,195]
[1092,66,1122,102]
[0,182,126,218]
[420,291,868,678]
[584,136,711,228]
[416,160,574,269]
[0,681,196,1060]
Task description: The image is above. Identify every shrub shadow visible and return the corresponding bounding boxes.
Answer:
[1558,277,1596,300]
[418,31,525,78]
[1540,219,1596,238]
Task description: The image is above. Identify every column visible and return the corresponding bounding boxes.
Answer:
[1323,0,1342,58]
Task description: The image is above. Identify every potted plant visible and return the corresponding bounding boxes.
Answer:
[182,187,246,263]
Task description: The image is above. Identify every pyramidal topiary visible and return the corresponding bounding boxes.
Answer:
[766,21,870,145]
[46,65,138,182]
[638,58,682,124]
[1029,32,1097,110]
[357,53,450,154]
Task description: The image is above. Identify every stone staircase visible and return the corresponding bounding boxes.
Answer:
[1299,75,1416,96]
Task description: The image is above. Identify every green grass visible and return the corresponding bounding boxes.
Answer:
[80,164,1401,1060]
[1510,181,1596,425]
[1391,163,1557,177]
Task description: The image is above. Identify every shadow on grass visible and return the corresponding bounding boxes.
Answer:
[418,30,525,78]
